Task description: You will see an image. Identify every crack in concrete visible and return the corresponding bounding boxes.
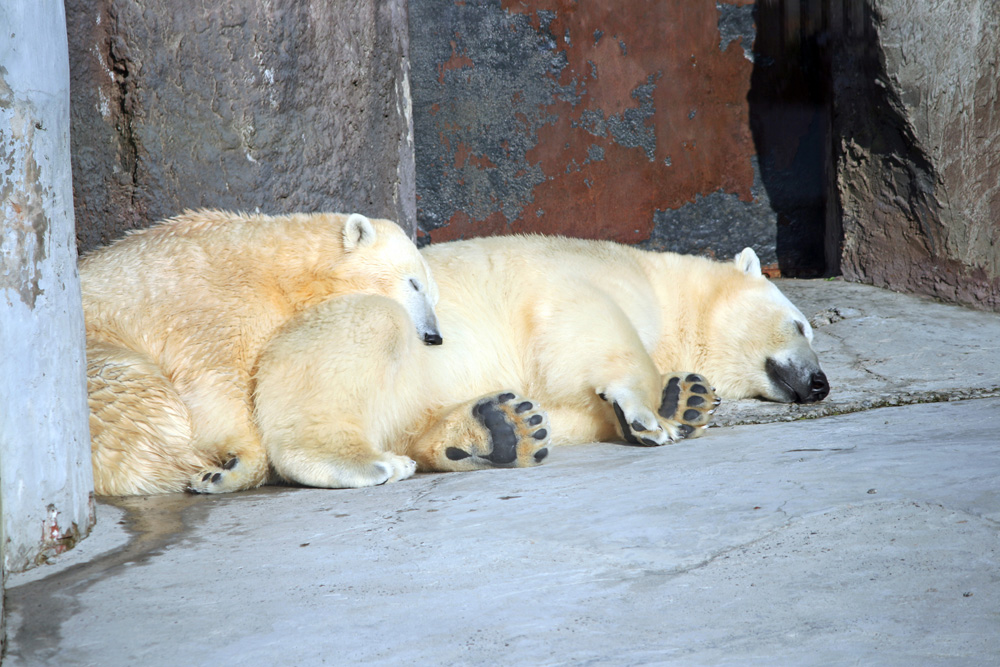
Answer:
[716,387,1000,428]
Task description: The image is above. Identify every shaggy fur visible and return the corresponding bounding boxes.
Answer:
[82,210,438,495]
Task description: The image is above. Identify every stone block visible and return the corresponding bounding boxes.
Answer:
[66,0,414,251]
[832,0,1000,311]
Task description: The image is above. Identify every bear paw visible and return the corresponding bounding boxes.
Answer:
[444,392,551,468]
[657,372,720,439]
[609,397,674,447]
[188,456,243,494]
[372,454,418,485]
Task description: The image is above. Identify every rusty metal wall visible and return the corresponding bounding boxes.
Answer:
[410,0,833,276]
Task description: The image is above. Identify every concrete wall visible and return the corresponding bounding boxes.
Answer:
[0,0,96,589]
[66,0,415,252]
[409,0,824,275]
[831,0,1000,311]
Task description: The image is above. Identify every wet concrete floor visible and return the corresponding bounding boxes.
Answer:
[5,279,1000,665]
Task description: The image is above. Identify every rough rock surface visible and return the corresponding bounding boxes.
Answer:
[832,0,1000,311]
[66,0,415,252]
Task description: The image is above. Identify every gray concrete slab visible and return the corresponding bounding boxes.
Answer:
[5,280,1000,666]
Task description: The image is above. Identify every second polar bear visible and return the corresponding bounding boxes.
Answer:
[82,210,440,495]
[253,235,829,488]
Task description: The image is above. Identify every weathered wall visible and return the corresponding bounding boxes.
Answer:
[832,0,1000,310]
[66,0,415,251]
[410,0,822,274]
[0,0,96,584]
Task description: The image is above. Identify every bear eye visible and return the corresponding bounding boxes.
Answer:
[409,278,421,292]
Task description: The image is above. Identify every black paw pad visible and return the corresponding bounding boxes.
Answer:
[659,376,681,419]
[473,398,518,465]
[515,401,533,413]
[446,447,471,461]
[534,448,549,462]
[223,457,239,470]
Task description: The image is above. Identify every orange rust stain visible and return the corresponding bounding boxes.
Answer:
[430,210,510,243]
[453,142,497,170]
[437,38,475,84]
[488,1,756,240]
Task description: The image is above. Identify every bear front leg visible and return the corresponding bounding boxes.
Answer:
[408,391,551,471]
[605,372,720,445]
[265,427,418,489]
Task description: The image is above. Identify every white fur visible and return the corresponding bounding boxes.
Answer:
[254,235,827,476]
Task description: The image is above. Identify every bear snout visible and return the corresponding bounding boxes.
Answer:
[423,332,443,346]
[765,357,830,404]
[805,369,830,403]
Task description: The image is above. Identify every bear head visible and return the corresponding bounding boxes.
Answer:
[336,214,442,346]
[701,248,829,404]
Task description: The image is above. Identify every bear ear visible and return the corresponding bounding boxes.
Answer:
[734,247,762,277]
[343,214,377,250]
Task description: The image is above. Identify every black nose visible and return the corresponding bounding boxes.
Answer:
[806,370,829,402]
[423,332,443,346]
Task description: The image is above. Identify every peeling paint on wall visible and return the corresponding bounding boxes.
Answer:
[0,68,50,309]
[411,0,759,247]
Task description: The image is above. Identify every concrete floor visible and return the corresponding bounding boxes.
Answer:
[5,279,1000,666]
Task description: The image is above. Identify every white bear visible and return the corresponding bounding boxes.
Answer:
[253,235,829,488]
[81,209,440,495]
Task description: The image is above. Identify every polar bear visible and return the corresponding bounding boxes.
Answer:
[253,235,829,488]
[81,209,440,495]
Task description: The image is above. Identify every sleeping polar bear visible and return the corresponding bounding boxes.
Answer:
[82,210,441,495]
[252,235,829,490]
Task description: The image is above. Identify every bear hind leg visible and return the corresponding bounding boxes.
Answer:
[88,341,209,495]
[270,427,418,489]
[185,433,270,494]
[408,391,551,471]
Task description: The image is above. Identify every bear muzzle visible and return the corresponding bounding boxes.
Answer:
[765,357,830,404]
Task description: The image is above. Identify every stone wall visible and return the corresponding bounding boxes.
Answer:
[831,0,1000,311]
[66,0,415,252]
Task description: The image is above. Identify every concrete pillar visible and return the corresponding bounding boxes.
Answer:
[0,0,96,601]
